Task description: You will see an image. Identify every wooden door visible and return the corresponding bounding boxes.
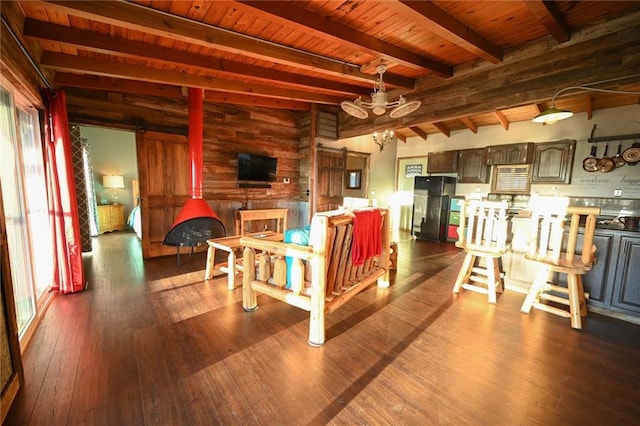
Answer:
[316,150,345,213]
[136,130,190,259]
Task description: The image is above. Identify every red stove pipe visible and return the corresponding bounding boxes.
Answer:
[188,87,204,199]
[170,88,219,227]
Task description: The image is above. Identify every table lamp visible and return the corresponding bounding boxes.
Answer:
[103,175,125,205]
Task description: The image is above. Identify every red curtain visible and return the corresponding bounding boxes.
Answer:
[43,89,85,294]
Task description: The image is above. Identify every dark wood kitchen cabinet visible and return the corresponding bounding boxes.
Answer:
[457,148,489,183]
[610,235,640,314]
[531,139,576,184]
[486,143,534,165]
[427,151,458,173]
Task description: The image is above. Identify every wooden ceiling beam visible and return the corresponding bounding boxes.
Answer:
[39,1,415,89]
[432,122,450,137]
[53,73,310,110]
[460,117,477,134]
[236,1,452,78]
[525,1,570,43]
[340,12,640,138]
[394,132,407,143]
[408,126,427,141]
[203,90,310,110]
[40,52,342,104]
[390,1,503,63]
[23,19,370,98]
[494,111,509,130]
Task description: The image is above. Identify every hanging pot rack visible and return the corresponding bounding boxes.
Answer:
[587,124,640,143]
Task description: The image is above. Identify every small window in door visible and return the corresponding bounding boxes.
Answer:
[346,169,361,189]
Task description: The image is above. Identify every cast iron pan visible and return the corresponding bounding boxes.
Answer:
[582,145,598,172]
[612,141,626,168]
[596,143,614,173]
[622,141,640,165]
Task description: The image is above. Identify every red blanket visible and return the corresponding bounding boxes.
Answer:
[351,209,382,266]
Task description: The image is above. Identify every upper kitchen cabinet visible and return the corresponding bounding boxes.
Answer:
[531,139,576,184]
[457,148,489,183]
[487,143,534,165]
[427,151,458,173]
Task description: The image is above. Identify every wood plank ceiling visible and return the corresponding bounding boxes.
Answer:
[11,0,640,140]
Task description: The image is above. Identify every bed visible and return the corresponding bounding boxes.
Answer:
[128,179,141,239]
[128,205,142,239]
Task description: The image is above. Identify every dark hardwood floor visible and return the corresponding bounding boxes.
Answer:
[5,230,640,425]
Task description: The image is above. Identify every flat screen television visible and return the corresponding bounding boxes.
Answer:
[237,152,277,182]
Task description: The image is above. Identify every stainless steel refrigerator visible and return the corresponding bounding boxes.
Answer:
[412,176,456,241]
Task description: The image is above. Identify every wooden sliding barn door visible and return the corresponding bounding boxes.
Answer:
[136,130,189,259]
[316,150,345,213]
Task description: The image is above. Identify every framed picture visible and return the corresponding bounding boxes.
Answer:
[346,169,361,189]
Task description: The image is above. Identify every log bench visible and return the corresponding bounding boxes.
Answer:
[240,208,391,346]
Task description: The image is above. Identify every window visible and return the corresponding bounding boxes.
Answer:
[405,164,422,177]
[1,83,53,341]
[346,169,361,189]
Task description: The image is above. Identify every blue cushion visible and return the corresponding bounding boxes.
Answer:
[284,225,311,288]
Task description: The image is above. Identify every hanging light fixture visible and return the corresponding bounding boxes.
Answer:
[372,130,394,152]
[341,65,421,119]
[533,74,640,124]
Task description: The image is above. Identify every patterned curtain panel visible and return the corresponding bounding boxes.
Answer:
[82,138,99,237]
[69,125,93,252]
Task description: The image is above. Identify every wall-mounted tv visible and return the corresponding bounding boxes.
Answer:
[237,153,277,182]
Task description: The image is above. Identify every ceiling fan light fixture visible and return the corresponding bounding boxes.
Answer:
[341,64,420,119]
[341,98,368,119]
[390,98,421,118]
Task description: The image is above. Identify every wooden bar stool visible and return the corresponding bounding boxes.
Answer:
[520,196,600,329]
[453,199,511,304]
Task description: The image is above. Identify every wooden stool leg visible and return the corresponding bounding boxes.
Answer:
[453,254,475,294]
[567,273,582,329]
[486,258,498,304]
[205,245,216,280]
[227,250,236,290]
[577,274,588,317]
[521,266,548,314]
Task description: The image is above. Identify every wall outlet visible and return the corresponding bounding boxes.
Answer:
[614,189,622,197]
[283,177,290,184]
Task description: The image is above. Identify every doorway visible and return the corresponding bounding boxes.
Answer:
[80,126,139,243]
[396,156,427,232]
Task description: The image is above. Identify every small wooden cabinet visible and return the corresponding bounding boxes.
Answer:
[531,139,576,184]
[97,204,125,234]
[486,143,534,165]
[457,148,489,183]
[427,151,458,173]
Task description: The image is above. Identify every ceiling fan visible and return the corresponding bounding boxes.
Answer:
[341,64,421,119]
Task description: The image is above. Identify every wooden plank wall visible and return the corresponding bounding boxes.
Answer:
[64,88,311,231]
